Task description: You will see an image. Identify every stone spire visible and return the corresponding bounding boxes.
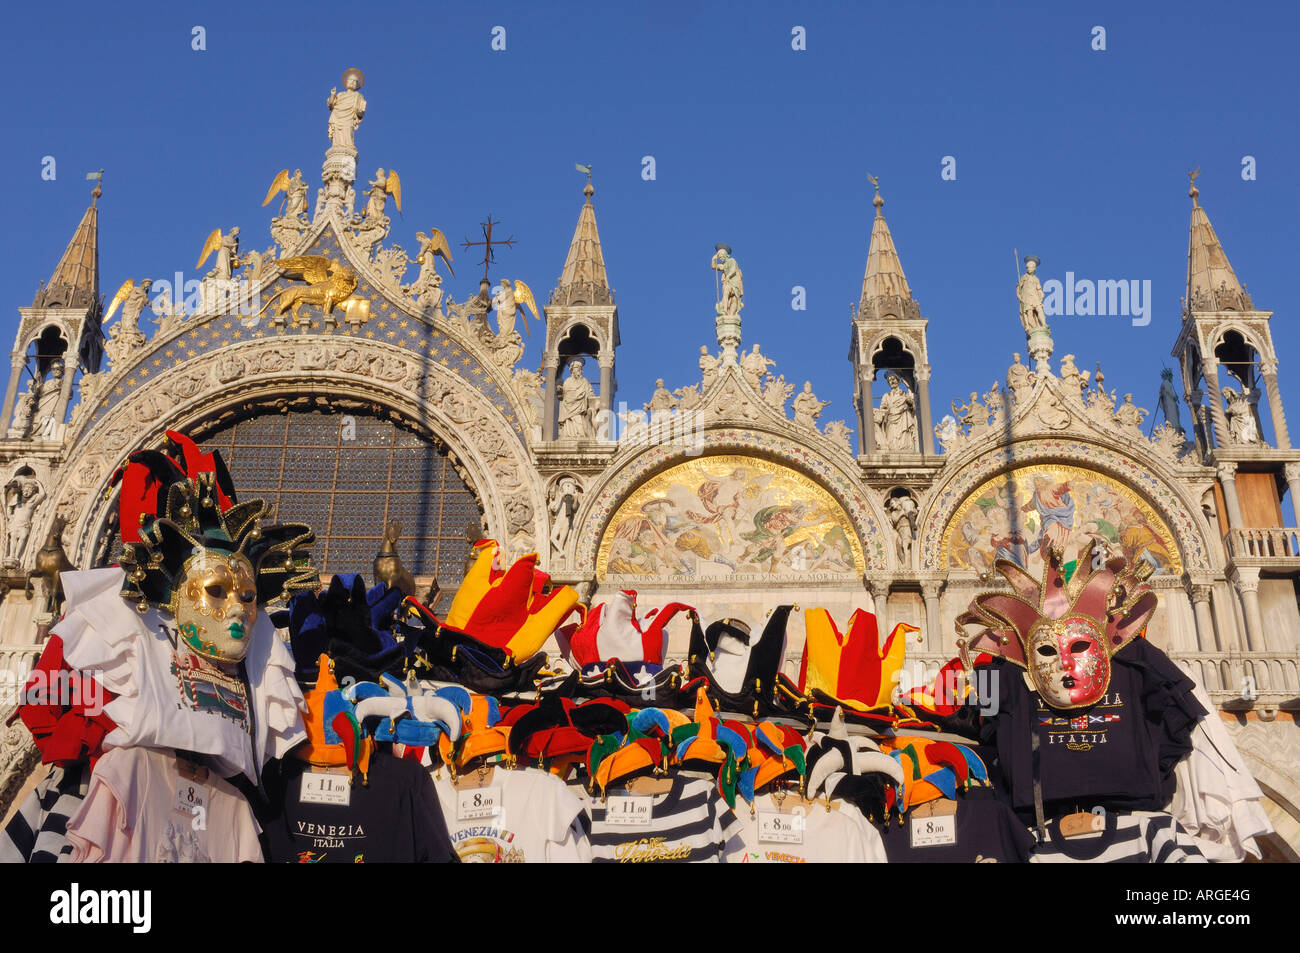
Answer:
[857,181,919,321]
[550,173,613,306]
[34,183,101,312]
[1185,173,1252,313]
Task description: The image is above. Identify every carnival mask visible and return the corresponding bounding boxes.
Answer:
[1027,616,1111,709]
[958,544,1158,712]
[174,551,258,663]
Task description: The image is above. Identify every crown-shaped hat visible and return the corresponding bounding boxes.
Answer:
[799,608,915,712]
[297,654,374,781]
[443,539,581,660]
[956,543,1157,710]
[561,589,693,674]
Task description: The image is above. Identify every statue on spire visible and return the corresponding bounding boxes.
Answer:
[712,243,744,362]
[327,68,367,151]
[1016,253,1054,373]
[1016,255,1048,333]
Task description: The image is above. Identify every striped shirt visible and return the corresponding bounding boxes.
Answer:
[0,763,89,864]
[588,776,744,863]
[1030,811,1208,863]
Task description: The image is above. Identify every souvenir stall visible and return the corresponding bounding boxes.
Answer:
[0,435,1275,864]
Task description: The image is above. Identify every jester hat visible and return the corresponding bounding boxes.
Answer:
[110,431,317,614]
[274,573,404,686]
[956,543,1158,710]
[438,693,512,771]
[397,596,549,696]
[681,605,808,721]
[799,607,916,712]
[560,589,693,675]
[296,654,373,781]
[443,539,581,660]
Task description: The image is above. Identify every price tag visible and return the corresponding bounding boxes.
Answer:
[300,771,352,807]
[456,785,502,820]
[605,795,653,827]
[758,810,804,845]
[174,781,208,817]
[909,814,956,847]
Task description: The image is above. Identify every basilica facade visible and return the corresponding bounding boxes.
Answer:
[1,73,1297,858]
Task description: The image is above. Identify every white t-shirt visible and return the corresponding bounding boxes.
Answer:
[725,792,887,863]
[432,766,590,863]
[63,746,264,863]
[55,568,306,783]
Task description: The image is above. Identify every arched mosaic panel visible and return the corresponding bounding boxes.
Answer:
[940,463,1183,576]
[595,454,866,582]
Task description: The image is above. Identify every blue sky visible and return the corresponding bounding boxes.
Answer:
[3,1,1298,454]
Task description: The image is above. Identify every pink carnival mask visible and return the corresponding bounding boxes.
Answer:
[957,544,1158,711]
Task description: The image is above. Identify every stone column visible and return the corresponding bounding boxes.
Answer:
[1188,581,1220,652]
[920,579,943,653]
[56,360,77,436]
[1209,583,1241,653]
[1260,361,1291,450]
[542,360,559,442]
[598,358,615,416]
[1202,357,1230,449]
[916,364,935,455]
[1217,462,1244,530]
[858,367,876,454]
[868,578,889,635]
[1230,567,1266,653]
[1,352,25,436]
[1285,463,1300,527]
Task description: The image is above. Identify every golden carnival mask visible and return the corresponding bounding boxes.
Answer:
[172,551,260,663]
[112,431,318,653]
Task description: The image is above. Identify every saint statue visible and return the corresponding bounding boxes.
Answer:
[548,477,581,557]
[34,359,65,439]
[712,243,743,317]
[645,379,676,413]
[4,476,46,564]
[327,69,367,151]
[558,358,597,439]
[873,372,918,451]
[1222,387,1259,444]
[285,169,309,220]
[699,346,721,389]
[1115,394,1147,431]
[1017,255,1048,332]
[791,381,829,428]
[1157,368,1184,433]
[740,344,774,390]
[118,279,153,336]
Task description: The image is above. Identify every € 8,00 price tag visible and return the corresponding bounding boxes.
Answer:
[909,814,956,848]
[174,782,209,817]
[300,771,353,807]
[456,785,502,821]
[605,795,653,827]
[758,811,804,845]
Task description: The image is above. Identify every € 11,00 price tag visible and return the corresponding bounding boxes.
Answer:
[758,811,805,845]
[300,771,352,807]
[605,796,653,827]
[910,814,956,848]
[174,782,208,818]
[457,785,502,821]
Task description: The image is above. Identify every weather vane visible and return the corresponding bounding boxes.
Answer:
[462,215,515,282]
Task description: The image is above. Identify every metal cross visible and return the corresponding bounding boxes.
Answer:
[461,215,515,282]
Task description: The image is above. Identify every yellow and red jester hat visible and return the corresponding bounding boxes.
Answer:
[444,539,581,661]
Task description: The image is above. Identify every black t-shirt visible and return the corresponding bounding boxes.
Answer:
[979,639,1205,821]
[262,751,457,863]
[872,788,1035,863]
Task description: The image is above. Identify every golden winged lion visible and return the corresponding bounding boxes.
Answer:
[258,256,358,326]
